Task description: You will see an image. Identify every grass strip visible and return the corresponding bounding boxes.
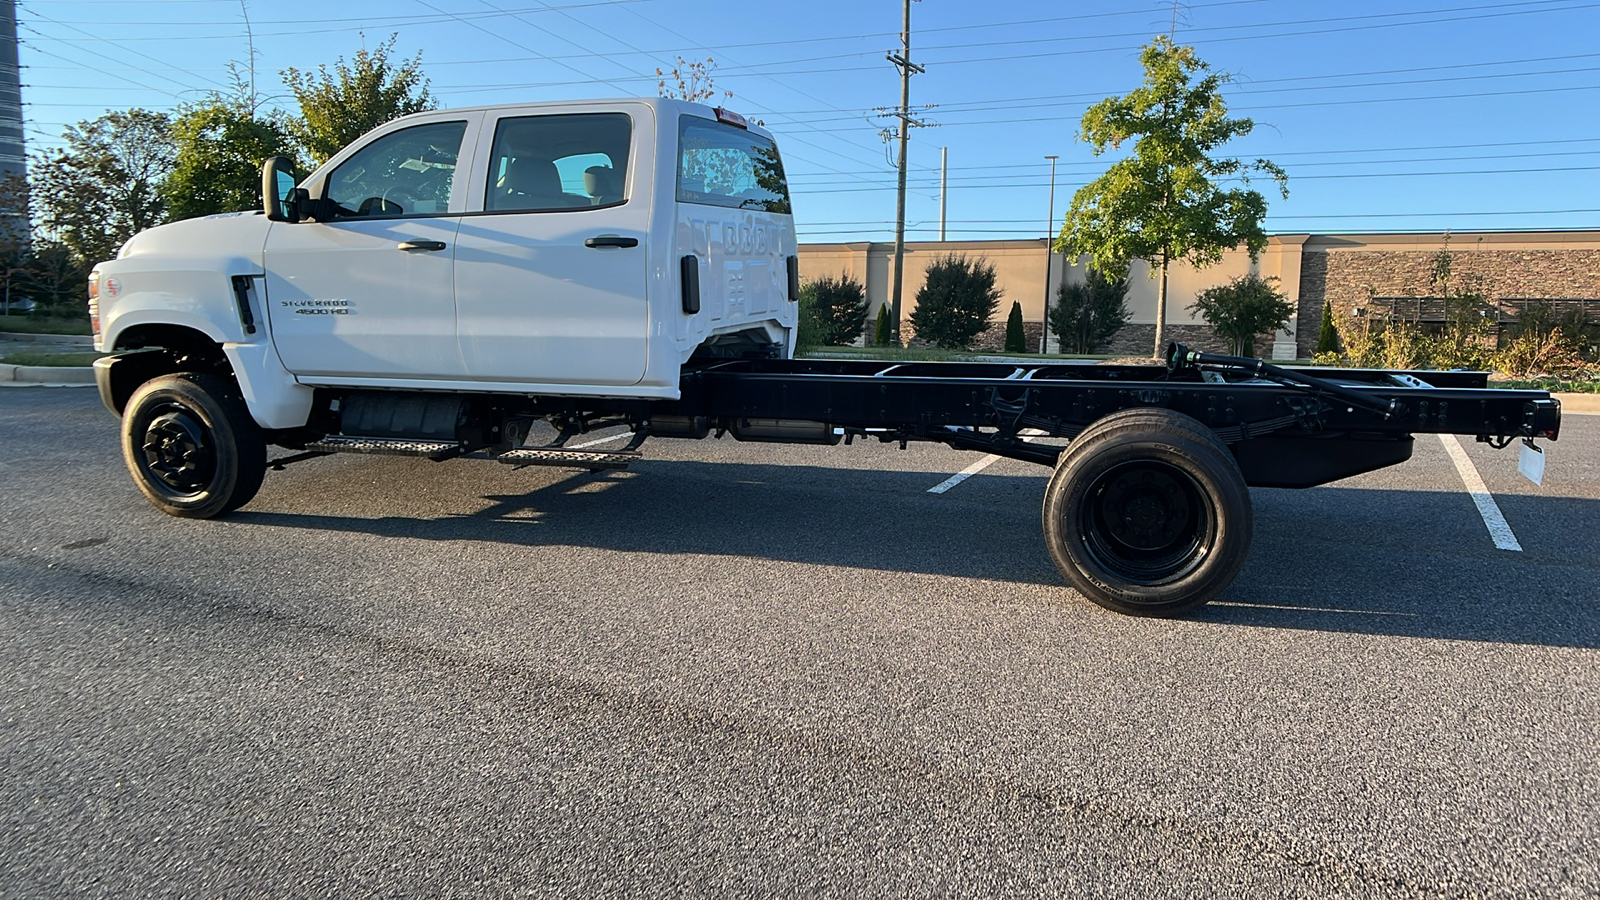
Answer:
[1,350,105,367]
[0,316,93,336]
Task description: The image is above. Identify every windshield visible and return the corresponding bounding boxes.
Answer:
[676,117,791,215]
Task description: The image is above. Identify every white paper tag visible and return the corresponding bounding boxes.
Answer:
[1519,441,1545,486]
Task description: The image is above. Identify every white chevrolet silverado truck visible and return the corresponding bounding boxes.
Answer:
[89,98,1560,617]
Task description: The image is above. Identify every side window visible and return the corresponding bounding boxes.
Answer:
[485,113,632,213]
[325,121,467,218]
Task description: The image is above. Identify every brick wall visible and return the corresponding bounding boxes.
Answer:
[1296,246,1600,357]
[1102,324,1274,358]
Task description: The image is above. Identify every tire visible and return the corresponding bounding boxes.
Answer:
[1042,408,1252,616]
[121,373,268,519]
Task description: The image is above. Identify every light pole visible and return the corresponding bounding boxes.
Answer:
[1039,155,1058,354]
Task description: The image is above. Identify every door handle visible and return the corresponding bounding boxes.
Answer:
[397,240,448,252]
[585,235,639,249]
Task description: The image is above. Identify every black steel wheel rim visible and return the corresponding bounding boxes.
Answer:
[1078,459,1214,586]
[139,404,216,496]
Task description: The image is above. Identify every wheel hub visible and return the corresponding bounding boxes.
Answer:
[1100,468,1191,551]
[141,410,214,493]
[1078,459,1212,586]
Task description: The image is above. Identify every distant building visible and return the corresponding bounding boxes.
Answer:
[799,230,1600,358]
[0,0,26,243]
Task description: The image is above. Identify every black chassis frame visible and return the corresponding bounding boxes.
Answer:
[262,346,1561,491]
[647,351,1561,489]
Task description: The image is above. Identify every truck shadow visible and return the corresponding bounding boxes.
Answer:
[236,457,1600,649]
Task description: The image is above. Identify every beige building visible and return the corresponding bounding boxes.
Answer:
[798,230,1600,358]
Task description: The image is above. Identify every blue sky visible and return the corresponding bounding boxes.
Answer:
[20,0,1600,240]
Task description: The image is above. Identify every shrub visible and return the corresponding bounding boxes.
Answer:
[793,285,829,352]
[1048,269,1131,354]
[1336,309,1382,369]
[1314,299,1339,355]
[873,304,893,347]
[1380,316,1426,370]
[1188,274,1293,357]
[807,274,868,346]
[1427,284,1497,370]
[909,254,1002,349]
[1335,311,1425,370]
[1496,326,1587,377]
[1003,301,1026,352]
[1557,307,1599,361]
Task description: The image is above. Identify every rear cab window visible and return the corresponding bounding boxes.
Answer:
[676,117,791,215]
[484,112,632,213]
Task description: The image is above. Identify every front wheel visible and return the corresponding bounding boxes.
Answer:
[121,373,267,518]
[1042,408,1252,616]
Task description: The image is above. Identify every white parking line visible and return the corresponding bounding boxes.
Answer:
[1438,433,1523,551]
[927,430,1049,494]
[571,431,631,449]
[927,454,1004,494]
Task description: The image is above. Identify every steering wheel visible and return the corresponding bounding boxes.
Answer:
[381,187,418,212]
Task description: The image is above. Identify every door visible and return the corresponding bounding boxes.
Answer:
[453,109,650,386]
[264,119,471,380]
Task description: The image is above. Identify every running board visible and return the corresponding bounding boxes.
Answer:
[496,447,640,470]
[306,436,462,460]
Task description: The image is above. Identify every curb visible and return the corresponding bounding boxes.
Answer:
[0,363,96,385]
[0,331,94,346]
[1553,392,1600,416]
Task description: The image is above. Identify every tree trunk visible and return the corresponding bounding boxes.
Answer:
[1152,254,1169,358]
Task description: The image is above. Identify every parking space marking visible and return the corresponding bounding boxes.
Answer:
[1438,433,1523,551]
[927,454,1004,494]
[571,431,631,449]
[927,430,1051,494]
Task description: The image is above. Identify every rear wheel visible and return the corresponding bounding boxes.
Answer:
[121,373,267,518]
[1042,408,1252,616]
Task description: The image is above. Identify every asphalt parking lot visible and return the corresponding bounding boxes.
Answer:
[2,387,1597,898]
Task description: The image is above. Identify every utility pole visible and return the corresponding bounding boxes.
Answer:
[938,146,947,242]
[1039,155,1058,354]
[886,0,924,346]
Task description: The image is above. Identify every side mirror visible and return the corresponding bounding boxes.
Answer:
[261,156,303,222]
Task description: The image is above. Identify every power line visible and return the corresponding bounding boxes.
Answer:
[798,208,1600,227]
[764,55,1600,125]
[611,1,890,171]
[796,148,1600,186]
[20,11,232,92]
[778,82,1600,136]
[790,164,1600,195]
[785,138,1600,180]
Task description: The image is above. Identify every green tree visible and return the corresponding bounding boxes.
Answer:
[909,254,1003,349]
[805,274,868,346]
[1188,274,1294,357]
[0,173,32,316]
[166,86,297,220]
[793,283,829,352]
[29,109,175,267]
[1314,298,1340,355]
[1048,268,1132,354]
[283,34,436,165]
[25,241,86,316]
[873,303,892,347]
[1057,36,1287,357]
[1003,301,1027,352]
[1426,238,1497,369]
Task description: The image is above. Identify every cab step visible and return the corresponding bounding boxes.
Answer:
[496,447,640,470]
[306,436,462,460]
